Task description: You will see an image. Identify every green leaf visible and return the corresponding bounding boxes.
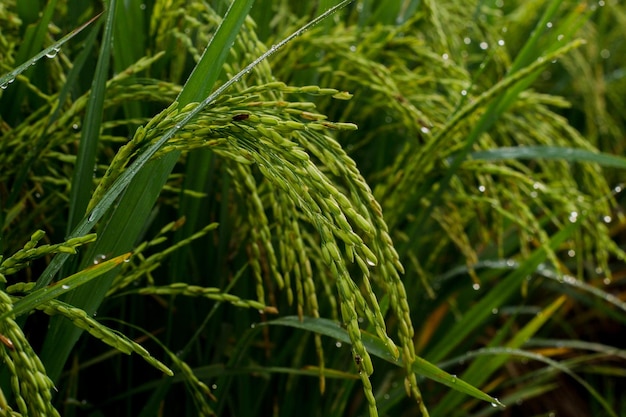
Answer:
[0,9,101,92]
[469,146,626,169]
[266,316,503,407]
[66,0,117,234]
[0,253,130,323]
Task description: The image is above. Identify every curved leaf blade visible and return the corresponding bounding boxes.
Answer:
[1,253,130,322]
[469,146,626,169]
[265,316,503,407]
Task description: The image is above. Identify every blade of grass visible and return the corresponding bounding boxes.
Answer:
[0,0,58,123]
[66,0,117,235]
[0,253,130,323]
[112,0,148,125]
[0,12,102,89]
[469,146,626,169]
[266,316,502,407]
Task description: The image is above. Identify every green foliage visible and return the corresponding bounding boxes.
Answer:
[1,0,626,416]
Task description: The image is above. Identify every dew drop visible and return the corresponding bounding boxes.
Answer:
[463,37,471,45]
[479,41,489,50]
[600,49,611,59]
[472,283,481,291]
[460,89,467,96]
[211,383,218,389]
[420,126,430,134]
[491,402,499,408]
[567,249,575,258]
[568,211,578,223]
[497,39,505,46]
[546,22,553,28]
[335,341,342,348]
[366,259,376,267]
[478,185,486,193]
[88,211,97,222]
[61,285,70,290]
[349,45,357,52]
[139,3,146,10]
[250,323,256,328]
[175,124,181,129]
[491,308,499,314]
[442,53,449,60]
[45,48,60,58]
[603,215,612,223]
[93,254,106,265]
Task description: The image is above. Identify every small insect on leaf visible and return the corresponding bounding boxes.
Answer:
[354,353,362,370]
[0,333,15,350]
[232,113,250,121]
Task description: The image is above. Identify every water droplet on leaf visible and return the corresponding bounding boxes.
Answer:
[45,48,60,58]
[93,254,106,264]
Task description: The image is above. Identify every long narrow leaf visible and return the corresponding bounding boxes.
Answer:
[266,316,503,407]
[0,253,130,323]
[66,0,117,234]
[469,146,626,169]
[0,11,101,89]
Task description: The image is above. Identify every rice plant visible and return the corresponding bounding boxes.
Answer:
[1,1,625,416]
